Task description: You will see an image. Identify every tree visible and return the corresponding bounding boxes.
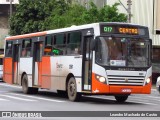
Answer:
[9,0,127,35]
[47,1,127,30]
[99,3,127,22]
[47,3,87,29]
[81,1,99,24]
[10,0,59,35]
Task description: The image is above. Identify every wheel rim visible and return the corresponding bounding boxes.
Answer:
[22,78,27,92]
[69,81,76,97]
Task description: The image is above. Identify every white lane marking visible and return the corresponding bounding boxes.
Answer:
[146,96,160,99]
[0,83,21,89]
[151,89,157,91]
[0,98,9,101]
[127,100,157,105]
[0,94,37,101]
[85,96,157,105]
[128,96,152,101]
[129,95,160,102]
[8,93,65,102]
[0,91,8,93]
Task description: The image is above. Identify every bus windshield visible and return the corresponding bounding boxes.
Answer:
[95,36,150,67]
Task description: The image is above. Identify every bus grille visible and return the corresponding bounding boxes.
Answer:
[108,76,145,86]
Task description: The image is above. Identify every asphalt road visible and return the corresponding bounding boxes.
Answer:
[0,80,160,120]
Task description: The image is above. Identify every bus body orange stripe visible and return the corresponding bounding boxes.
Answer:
[41,56,51,89]
[5,31,47,40]
[3,58,13,84]
[92,73,109,93]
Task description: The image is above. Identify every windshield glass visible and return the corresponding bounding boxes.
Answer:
[95,36,150,67]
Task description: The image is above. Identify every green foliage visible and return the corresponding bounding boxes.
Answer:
[10,0,127,35]
[47,3,87,29]
[10,0,59,35]
[99,3,127,22]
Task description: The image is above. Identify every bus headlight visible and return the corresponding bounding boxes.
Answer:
[145,77,151,85]
[95,74,106,83]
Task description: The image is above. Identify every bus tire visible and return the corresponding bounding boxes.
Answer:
[22,74,38,94]
[115,95,128,103]
[67,77,81,101]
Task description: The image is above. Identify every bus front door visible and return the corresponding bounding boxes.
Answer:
[13,44,20,84]
[82,36,93,91]
[32,42,43,86]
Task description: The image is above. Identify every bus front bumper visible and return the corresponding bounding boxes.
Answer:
[109,82,151,94]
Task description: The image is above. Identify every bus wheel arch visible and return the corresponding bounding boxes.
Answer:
[21,73,38,94]
[66,74,81,101]
[57,74,74,96]
[66,73,74,90]
[21,72,27,86]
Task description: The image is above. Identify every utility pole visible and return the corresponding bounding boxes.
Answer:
[127,0,132,23]
[104,0,106,6]
[10,0,13,18]
[118,0,132,23]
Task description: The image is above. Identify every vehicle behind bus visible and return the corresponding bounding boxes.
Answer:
[0,54,4,80]
[3,22,152,102]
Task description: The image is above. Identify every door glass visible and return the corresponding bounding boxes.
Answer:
[13,44,20,84]
[34,43,43,62]
[14,44,19,62]
[83,36,93,90]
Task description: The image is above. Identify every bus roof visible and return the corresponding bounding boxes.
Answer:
[5,31,47,41]
[5,22,148,41]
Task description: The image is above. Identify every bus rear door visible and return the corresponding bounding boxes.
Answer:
[12,41,20,84]
[32,37,44,87]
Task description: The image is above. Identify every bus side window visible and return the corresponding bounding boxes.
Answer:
[21,39,31,57]
[67,31,81,55]
[53,34,66,55]
[44,36,52,56]
[5,41,12,57]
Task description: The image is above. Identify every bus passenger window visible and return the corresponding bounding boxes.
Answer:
[21,39,31,57]
[52,48,60,55]
[67,32,81,55]
[44,47,52,55]
[22,49,26,57]
[44,36,53,56]
[5,41,12,57]
[53,34,66,55]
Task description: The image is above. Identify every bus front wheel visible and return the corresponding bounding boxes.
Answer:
[22,74,38,94]
[67,77,81,101]
[114,95,128,103]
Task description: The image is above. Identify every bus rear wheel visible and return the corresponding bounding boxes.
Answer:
[67,77,81,101]
[22,74,38,94]
[115,95,128,103]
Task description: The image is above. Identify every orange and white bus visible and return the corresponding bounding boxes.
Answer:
[3,22,152,102]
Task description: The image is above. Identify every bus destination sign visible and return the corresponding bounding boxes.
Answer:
[100,25,148,36]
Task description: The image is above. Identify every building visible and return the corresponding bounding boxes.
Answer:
[0,0,19,48]
[76,0,106,8]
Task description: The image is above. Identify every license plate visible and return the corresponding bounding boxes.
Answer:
[121,89,131,92]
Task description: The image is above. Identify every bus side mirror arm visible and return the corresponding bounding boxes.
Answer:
[90,39,96,50]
